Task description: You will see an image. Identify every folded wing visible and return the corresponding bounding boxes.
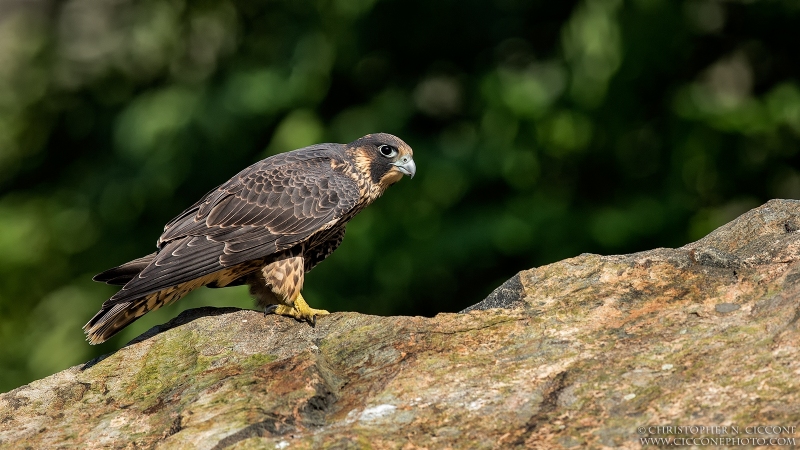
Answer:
[106,146,360,304]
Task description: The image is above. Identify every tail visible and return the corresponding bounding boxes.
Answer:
[93,253,157,285]
[83,285,191,345]
[86,252,252,344]
[85,253,161,344]
[83,297,152,344]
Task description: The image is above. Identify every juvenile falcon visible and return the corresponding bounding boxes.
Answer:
[84,133,415,344]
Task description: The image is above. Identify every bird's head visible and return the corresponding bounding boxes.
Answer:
[347,133,416,191]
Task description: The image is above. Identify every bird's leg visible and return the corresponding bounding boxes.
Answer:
[269,293,329,325]
[254,255,329,325]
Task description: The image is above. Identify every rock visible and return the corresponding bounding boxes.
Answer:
[460,272,525,312]
[3,199,800,449]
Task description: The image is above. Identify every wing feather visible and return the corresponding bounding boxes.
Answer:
[106,237,225,303]
[206,196,240,225]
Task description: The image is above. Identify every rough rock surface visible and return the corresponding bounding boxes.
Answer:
[3,199,800,449]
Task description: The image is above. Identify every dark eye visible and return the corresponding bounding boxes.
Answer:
[378,145,397,158]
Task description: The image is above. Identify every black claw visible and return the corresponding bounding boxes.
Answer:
[264,305,278,316]
[310,315,316,327]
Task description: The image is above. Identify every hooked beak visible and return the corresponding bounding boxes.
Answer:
[392,156,416,179]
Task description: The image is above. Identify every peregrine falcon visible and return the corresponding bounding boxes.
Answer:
[84,133,416,344]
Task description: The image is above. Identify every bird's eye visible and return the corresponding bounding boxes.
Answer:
[378,145,397,158]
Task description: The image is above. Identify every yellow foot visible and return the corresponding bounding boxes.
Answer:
[266,293,329,326]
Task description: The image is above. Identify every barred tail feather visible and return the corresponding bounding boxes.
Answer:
[85,264,256,344]
[83,285,191,345]
[83,299,151,345]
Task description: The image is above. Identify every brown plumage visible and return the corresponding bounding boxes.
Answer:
[85,133,415,344]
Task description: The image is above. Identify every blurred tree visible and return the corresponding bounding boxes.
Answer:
[1,0,799,391]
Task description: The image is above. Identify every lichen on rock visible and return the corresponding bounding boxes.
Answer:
[3,200,800,449]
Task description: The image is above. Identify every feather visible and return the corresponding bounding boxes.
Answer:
[92,253,156,285]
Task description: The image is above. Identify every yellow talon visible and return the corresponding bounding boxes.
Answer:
[270,293,329,325]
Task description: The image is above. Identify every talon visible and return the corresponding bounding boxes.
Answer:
[264,304,278,316]
[268,293,329,325]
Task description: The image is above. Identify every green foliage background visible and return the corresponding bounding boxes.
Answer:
[1,0,799,391]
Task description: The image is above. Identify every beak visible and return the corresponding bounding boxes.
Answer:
[392,156,416,179]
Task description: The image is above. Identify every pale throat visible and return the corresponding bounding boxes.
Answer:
[378,169,404,189]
